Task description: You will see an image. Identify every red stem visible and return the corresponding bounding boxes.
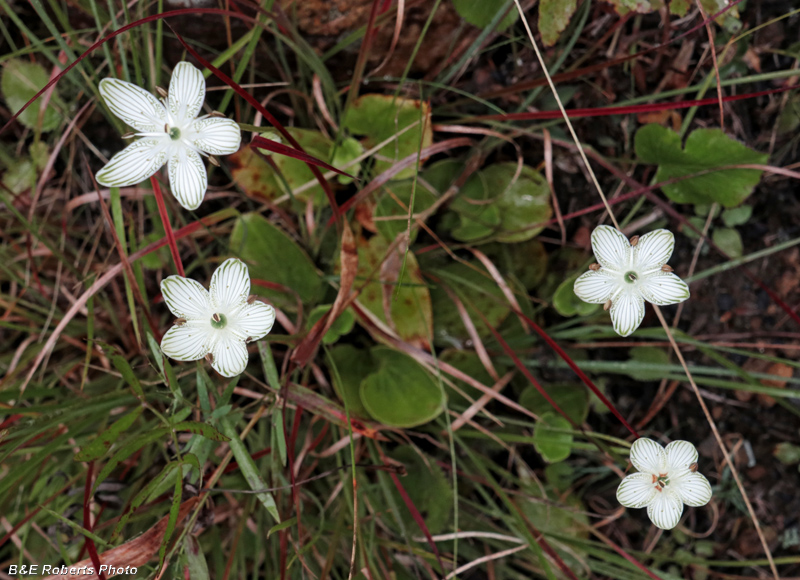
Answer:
[150,176,185,278]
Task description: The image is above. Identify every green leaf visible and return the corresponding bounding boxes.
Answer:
[774,442,800,465]
[520,383,588,424]
[111,353,145,400]
[359,347,443,428]
[307,304,355,345]
[721,205,752,227]
[183,536,210,580]
[450,163,551,243]
[626,347,670,381]
[386,445,452,535]
[452,0,518,31]
[326,344,375,419]
[533,412,573,463]
[75,407,144,462]
[342,94,432,180]
[267,517,297,538]
[219,416,280,522]
[230,212,323,309]
[539,0,577,46]
[113,462,180,539]
[553,274,599,317]
[374,179,437,244]
[355,234,433,349]
[94,428,172,493]
[172,421,230,442]
[438,350,496,406]
[1,59,61,132]
[635,124,768,208]
[332,137,363,184]
[158,468,183,569]
[712,227,743,258]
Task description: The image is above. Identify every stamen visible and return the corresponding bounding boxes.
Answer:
[212,313,221,323]
[629,235,640,247]
[175,318,187,326]
[156,86,168,99]
[121,132,136,139]
[209,111,226,118]
[661,264,674,272]
[210,312,227,329]
[247,295,258,305]
[245,336,253,343]
[589,263,601,271]
[603,299,612,311]
[208,155,220,167]
[689,462,698,473]
[624,271,638,283]
[205,352,214,364]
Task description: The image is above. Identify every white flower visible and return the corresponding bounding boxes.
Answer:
[160,258,275,378]
[573,225,690,337]
[616,438,712,530]
[96,61,241,210]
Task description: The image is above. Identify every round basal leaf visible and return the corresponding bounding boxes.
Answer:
[452,0,518,31]
[520,383,588,424]
[483,239,548,289]
[423,158,464,193]
[553,274,599,317]
[332,137,363,184]
[342,94,432,180]
[374,179,437,244]
[712,227,743,258]
[539,0,578,46]
[230,212,323,309]
[2,59,61,132]
[450,170,502,242]
[449,163,552,243]
[533,411,573,463]
[386,445,452,535]
[428,261,510,348]
[721,205,752,228]
[307,304,355,345]
[326,344,375,419]
[635,124,767,208]
[355,234,433,350]
[626,346,670,381]
[359,347,444,428]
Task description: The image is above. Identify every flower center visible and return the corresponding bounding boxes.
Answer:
[652,473,670,491]
[624,270,638,284]
[168,126,181,141]
[210,312,227,329]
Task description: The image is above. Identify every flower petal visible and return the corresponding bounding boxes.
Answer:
[160,275,212,319]
[99,78,167,132]
[191,117,241,155]
[160,322,211,362]
[675,473,712,507]
[639,272,690,306]
[210,334,249,378]
[634,229,675,273]
[574,270,617,304]
[96,139,167,188]
[647,490,684,530]
[231,301,276,342]
[629,438,666,475]
[591,225,631,272]
[167,61,205,125]
[664,440,698,472]
[609,290,645,337]
[168,148,208,210]
[617,472,657,509]
[210,258,251,313]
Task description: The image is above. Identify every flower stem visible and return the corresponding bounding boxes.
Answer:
[150,175,185,277]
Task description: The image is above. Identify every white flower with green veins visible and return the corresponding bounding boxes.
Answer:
[96,61,241,210]
[617,438,712,530]
[573,225,690,337]
[160,258,275,378]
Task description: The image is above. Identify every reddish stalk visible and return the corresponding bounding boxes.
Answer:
[150,176,184,278]
[83,461,107,580]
